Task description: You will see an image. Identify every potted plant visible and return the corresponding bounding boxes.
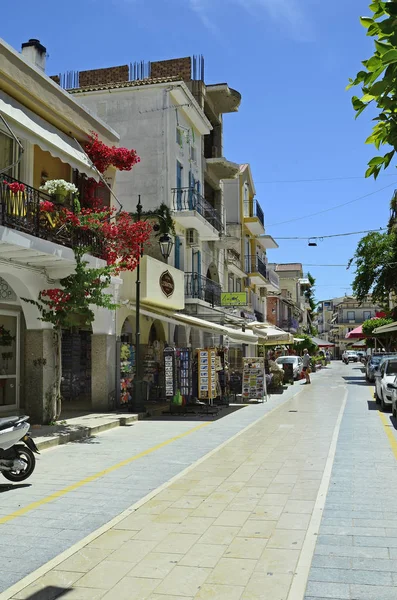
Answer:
[40,179,79,204]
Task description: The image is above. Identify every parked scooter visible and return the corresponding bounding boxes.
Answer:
[0,416,39,482]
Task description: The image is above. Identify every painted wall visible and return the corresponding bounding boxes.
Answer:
[76,86,204,216]
[33,146,71,189]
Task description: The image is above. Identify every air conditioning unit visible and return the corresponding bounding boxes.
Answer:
[348,320,355,324]
[186,228,200,247]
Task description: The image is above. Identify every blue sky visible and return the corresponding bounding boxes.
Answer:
[2,0,393,301]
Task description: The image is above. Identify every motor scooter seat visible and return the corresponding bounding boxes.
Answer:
[0,416,23,431]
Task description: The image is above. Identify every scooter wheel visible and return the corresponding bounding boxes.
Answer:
[2,445,36,482]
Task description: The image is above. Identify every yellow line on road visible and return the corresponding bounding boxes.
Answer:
[0,421,210,526]
[378,411,397,459]
[370,386,397,459]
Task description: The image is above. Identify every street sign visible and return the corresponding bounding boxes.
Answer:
[221,292,248,307]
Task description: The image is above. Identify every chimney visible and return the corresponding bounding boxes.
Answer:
[21,39,46,72]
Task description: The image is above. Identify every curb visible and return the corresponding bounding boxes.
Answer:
[34,413,144,452]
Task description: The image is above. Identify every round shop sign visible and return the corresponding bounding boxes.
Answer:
[159,270,175,298]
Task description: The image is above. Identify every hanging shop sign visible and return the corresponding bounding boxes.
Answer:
[242,357,266,401]
[221,292,248,307]
[159,270,175,298]
[198,348,217,403]
[164,346,176,398]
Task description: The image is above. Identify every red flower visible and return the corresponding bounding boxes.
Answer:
[3,181,25,194]
[40,200,55,213]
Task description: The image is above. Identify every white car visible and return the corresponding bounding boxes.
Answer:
[276,356,303,380]
[342,350,358,364]
[374,358,397,411]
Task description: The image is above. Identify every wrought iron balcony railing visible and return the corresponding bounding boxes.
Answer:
[245,255,267,279]
[185,272,221,306]
[0,174,104,257]
[172,187,223,232]
[243,199,264,228]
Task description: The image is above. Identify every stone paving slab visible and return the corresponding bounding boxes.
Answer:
[0,385,302,593]
[1,367,344,600]
[304,363,397,600]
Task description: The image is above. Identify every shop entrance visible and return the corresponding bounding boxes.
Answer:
[0,310,19,411]
[61,330,92,409]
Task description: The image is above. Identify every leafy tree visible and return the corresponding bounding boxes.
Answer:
[363,317,395,350]
[362,317,393,335]
[349,230,397,310]
[293,335,317,355]
[348,0,397,178]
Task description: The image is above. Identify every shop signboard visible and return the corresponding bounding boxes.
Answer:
[198,348,217,404]
[242,357,266,402]
[221,292,248,307]
[163,346,176,398]
[159,270,175,298]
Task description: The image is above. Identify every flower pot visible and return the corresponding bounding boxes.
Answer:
[53,191,68,204]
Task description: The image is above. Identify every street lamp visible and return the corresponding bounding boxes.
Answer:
[132,196,174,413]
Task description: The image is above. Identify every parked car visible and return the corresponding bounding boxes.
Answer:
[366,354,384,382]
[356,351,366,362]
[374,357,397,411]
[275,356,303,380]
[342,350,358,364]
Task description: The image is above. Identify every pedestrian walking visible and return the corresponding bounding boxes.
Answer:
[302,348,311,384]
[325,350,330,364]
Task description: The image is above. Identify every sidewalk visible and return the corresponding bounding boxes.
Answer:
[4,370,345,600]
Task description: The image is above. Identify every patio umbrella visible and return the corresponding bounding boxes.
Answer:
[345,324,364,339]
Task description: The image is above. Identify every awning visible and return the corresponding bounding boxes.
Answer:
[223,326,258,345]
[126,304,258,344]
[0,92,98,179]
[373,321,397,335]
[310,336,335,348]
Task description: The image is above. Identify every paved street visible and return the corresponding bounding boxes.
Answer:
[1,362,397,599]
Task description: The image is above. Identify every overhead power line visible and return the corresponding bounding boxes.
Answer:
[257,174,396,184]
[268,181,397,227]
[274,227,386,241]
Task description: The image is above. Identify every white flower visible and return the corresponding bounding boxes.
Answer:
[40,179,78,195]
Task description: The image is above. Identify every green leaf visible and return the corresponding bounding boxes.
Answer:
[368,22,381,36]
[361,93,375,103]
[368,156,385,165]
[385,2,397,16]
[382,49,397,64]
[368,80,389,95]
[360,16,373,28]
[375,40,393,54]
[384,150,395,168]
[366,55,383,71]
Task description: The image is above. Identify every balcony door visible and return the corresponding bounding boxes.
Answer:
[176,161,183,210]
[0,311,20,411]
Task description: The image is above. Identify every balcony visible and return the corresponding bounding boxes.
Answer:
[171,187,222,241]
[280,318,299,334]
[245,255,280,291]
[0,175,104,269]
[227,248,246,279]
[266,268,280,293]
[245,255,267,286]
[244,199,265,235]
[185,272,221,307]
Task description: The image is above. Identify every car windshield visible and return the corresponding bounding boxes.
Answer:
[386,361,397,375]
[276,357,296,364]
[370,357,382,365]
